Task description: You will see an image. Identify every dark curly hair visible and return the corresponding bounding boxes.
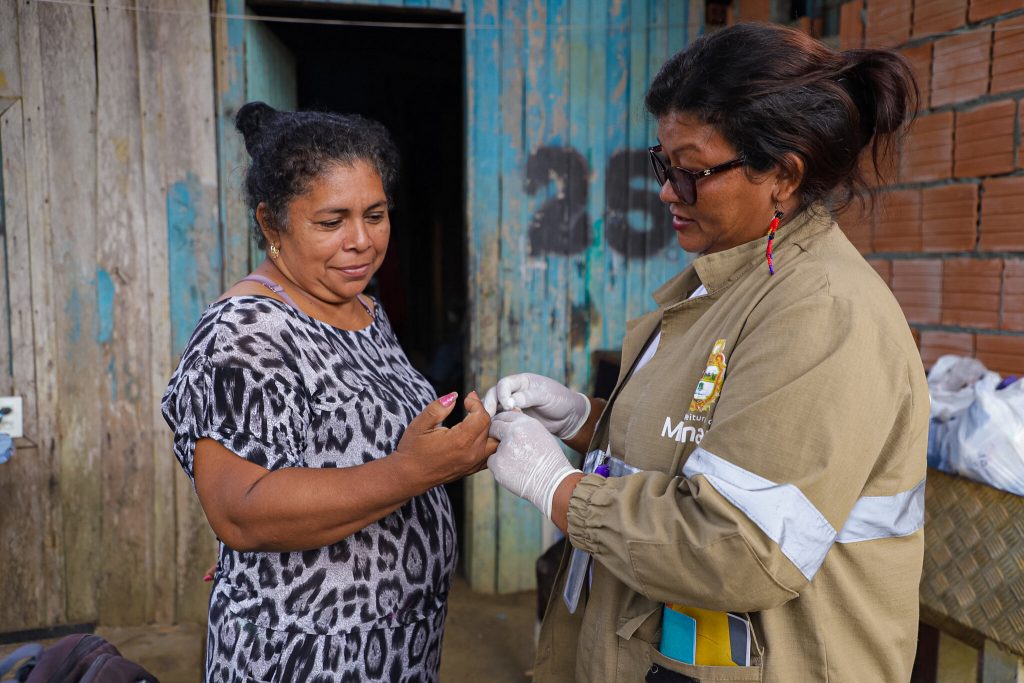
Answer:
[645,23,918,212]
[235,102,401,249]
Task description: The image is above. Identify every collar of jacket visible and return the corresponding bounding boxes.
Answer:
[651,203,834,306]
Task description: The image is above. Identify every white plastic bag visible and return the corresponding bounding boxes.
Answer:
[927,355,993,473]
[951,373,1024,495]
[927,354,1024,496]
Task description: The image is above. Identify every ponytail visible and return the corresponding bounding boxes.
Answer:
[839,49,920,189]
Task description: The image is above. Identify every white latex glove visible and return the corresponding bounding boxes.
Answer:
[488,411,581,520]
[482,373,591,440]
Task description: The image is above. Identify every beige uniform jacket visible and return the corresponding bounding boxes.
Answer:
[534,207,929,682]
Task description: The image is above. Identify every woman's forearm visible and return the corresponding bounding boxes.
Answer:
[550,471,586,533]
[195,438,432,552]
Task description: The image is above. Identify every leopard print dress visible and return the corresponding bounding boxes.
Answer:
[161,296,456,682]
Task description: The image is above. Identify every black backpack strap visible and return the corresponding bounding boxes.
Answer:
[48,635,106,683]
[0,643,43,680]
[77,654,112,683]
[80,653,158,683]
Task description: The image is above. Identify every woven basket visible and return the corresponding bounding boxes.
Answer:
[920,468,1024,656]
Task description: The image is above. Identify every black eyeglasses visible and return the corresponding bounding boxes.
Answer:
[648,144,746,206]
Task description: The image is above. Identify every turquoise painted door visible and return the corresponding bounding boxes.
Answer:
[215,0,299,287]
[243,18,298,269]
[463,0,703,593]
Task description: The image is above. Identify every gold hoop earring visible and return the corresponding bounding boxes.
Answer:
[269,243,280,259]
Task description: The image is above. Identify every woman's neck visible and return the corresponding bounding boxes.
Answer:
[258,259,372,331]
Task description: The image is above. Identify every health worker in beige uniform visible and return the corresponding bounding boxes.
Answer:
[484,23,928,683]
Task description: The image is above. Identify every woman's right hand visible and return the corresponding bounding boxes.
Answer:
[483,373,591,440]
[395,391,497,486]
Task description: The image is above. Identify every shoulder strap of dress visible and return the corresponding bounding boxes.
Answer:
[356,294,376,320]
[238,274,300,310]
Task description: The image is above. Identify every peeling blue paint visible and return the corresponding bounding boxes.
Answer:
[168,172,222,357]
[96,268,114,344]
[217,0,250,283]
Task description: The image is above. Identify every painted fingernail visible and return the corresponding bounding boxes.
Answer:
[440,392,457,407]
[203,574,213,582]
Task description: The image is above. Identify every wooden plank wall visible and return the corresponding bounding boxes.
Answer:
[464,0,702,593]
[0,0,218,631]
[0,0,702,632]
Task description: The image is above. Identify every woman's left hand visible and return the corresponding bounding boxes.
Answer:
[488,411,581,519]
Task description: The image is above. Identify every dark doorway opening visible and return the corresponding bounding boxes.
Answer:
[250,4,469,564]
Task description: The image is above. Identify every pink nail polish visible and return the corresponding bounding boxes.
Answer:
[203,574,213,582]
[440,392,457,407]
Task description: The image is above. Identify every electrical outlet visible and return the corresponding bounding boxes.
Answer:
[0,396,23,438]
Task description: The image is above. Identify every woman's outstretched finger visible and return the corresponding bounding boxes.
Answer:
[408,392,459,433]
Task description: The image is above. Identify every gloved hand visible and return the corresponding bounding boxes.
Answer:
[483,373,591,440]
[488,411,581,520]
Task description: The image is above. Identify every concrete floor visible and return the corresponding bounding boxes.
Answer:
[0,576,537,682]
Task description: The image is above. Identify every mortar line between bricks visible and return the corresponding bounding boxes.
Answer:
[999,241,1008,329]
[1015,98,1022,178]
[900,8,1024,51]
[911,324,1024,339]
[884,172,1024,193]
[917,91,1024,119]
[867,252,1024,261]
[986,10,996,112]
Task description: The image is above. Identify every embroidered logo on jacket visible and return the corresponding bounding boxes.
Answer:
[689,338,727,412]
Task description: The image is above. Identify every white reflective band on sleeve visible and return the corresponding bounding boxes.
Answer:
[836,478,925,543]
[683,447,836,581]
[684,448,927,581]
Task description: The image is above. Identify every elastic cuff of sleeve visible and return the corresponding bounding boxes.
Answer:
[565,473,607,554]
[542,468,583,520]
[561,393,592,441]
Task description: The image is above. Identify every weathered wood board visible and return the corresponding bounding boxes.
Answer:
[463,0,501,594]
[95,0,154,626]
[135,0,177,627]
[15,0,66,629]
[153,0,222,625]
[38,0,102,624]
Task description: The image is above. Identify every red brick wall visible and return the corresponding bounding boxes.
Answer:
[726,0,1024,376]
[840,0,1024,377]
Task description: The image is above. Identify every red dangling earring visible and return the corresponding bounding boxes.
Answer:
[766,206,784,275]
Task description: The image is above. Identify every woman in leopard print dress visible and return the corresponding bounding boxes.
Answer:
[162,102,494,682]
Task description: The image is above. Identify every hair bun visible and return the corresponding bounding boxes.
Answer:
[235,101,278,155]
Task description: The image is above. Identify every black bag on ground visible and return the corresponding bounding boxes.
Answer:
[0,634,158,682]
